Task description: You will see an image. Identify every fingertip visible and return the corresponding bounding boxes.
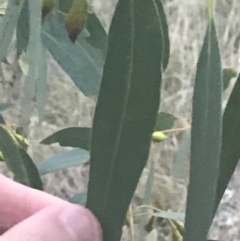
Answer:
[59,205,102,241]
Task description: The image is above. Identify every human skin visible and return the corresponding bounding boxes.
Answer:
[0,174,102,241]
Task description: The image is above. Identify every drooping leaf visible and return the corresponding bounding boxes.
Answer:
[86,0,163,240]
[16,0,28,57]
[85,13,108,61]
[183,15,222,241]
[20,0,42,134]
[222,67,237,90]
[41,11,104,97]
[153,0,170,70]
[65,0,88,43]
[214,73,240,215]
[40,127,91,150]
[69,190,87,205]
[0,0,25,62]
[36,42,48,123]
[37,148,89,175]
[0,125,42,188]
[19,148,43,190]
[172,129,191,179]
[154,112,177,131]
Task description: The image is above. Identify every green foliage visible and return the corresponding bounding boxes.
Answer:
[1,0,240,240]
[184,15,222,241]
[153,0,170,70]
[69,190,87,205]
[154,112,177,131]
[214,73,240,215]
[37,148,89,175]
[0,125,42,190]
[0,0,24,62]
[85,0,164,240]
[40,127,91,150]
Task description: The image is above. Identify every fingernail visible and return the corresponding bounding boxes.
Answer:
[60,205,102,241]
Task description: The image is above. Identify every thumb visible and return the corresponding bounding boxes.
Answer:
[0,204,102,241]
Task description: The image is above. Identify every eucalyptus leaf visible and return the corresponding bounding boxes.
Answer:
[153,0,170,70]
[183,17,222,241]
[16,0,28,57]
[40,127,91,150]
[85,13,108,60]
[19,148,43,190]
[0,0,24,63]
[214,73,240,215]
[20,0,42,133]
[37,148,89,175]
[86,0,163,240]
[69,190,87,205]
[154,112,177,131]
[0,125,41,188]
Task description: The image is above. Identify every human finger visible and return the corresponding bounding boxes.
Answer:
[0,174,67,232]
[0,204,102,241]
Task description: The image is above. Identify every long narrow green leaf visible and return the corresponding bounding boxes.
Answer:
[86,0,163,240]
[153,0,170,70]
[0,126,41,188]
[16,0,28,57]
[19,148,43,190]
[20,0,42,134]
[183,18,222,241]
[0,0,24,62]
[37,148,89,175]
[214,74,240,215]
[40,127,91,150]
[85,13,108,60]
[36,42,48,123]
